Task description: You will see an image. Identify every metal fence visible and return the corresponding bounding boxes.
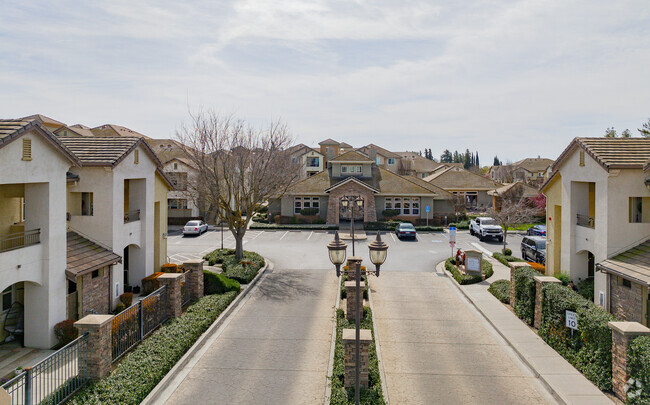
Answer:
[112,285,168,362]
[0,229,40,253]
[181,276,190,307]
[1,332,89,405]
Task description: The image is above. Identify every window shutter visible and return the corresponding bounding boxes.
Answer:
[22,138,32,161]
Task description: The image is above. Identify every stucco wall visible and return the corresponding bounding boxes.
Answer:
[154,172,170,272]
[543,174,562,276]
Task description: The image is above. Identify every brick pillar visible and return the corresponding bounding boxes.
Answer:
[609,322,650,400]
[158,273,183,319]
[343,328,372,388]
[183,259,204,302]
[74,315,114,380]
[345,281,359,321]
[533,276,562,328]
[509,262,531,307]
[346,257,363,281]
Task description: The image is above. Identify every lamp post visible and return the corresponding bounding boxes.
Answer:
[340,195,363,256]
[328,231,388,405]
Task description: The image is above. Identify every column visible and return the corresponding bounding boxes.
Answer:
[345,281,360,321]
[533,276,562,328]
[74,315,114,380]
[158,273,183,319]
[183,259,204,302]
[343,329,372,388]
[609,322,650,400]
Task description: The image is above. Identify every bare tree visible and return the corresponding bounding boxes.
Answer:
[489,186,537,254]
[177,111,301,260]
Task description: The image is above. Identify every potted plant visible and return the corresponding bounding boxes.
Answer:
[14,367,23,376]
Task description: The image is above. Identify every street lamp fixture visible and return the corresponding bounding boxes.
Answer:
[327,231,348,277]
[368,232,388,277]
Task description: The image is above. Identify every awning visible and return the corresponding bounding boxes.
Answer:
[66,231,121,280]
[597,240,650,285]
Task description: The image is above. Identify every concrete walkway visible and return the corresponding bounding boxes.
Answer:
[371,270,552,405]
[156,265,337,404]
[447,255,614,405]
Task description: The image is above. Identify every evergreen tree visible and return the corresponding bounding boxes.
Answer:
[638,118,650,137]
[453,151,461,163]
[493,156,500,166]
[440,149,452,163]
[475,152,480,167]
[463,149,471,169]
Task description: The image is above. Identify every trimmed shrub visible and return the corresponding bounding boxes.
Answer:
[414,226,443,232]
[503,248,512,256]
[203,248,236,265]
[381,209,400,219]
[513,266,542,325]
[249,223,338,231]
[628,336,650,404]
[488,280,510,304]
[300,207,319,216]
[54,320,78,346]
[445,258,493,285]
[577,277,594,301]
[221,251,265,284]
[203,271,241,295]
[448,220,470,230]
[114,303,126,314]
[119,292,134,307]
[492,252,525,267]
[555,272,570,286]
[70,291,238,404]
[538,283,616,390]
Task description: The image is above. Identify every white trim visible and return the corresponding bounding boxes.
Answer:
[324,176,379,193]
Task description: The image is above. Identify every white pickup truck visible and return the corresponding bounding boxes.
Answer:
[470,217,504,242]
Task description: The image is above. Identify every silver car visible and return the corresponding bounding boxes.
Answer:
[183,220,208,236]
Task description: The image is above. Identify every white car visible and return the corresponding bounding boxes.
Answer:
[470,217,503,242]
[182,220,208,236]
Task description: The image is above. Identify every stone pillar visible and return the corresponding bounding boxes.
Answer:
[74,315,114,380]
[183,259,205,302]
[346,257,363,281]
[609,322,650,400]
[533,276,562,328]
[343,328,372,388]
[345,281,360,321]
[158,273,183,319]
[509,262,531,307]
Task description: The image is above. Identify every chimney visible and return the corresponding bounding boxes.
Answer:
[327,147,335,162]
[369,149,377,163]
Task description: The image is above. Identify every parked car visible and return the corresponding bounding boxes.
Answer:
[527,225,547,236]
[521,236,546,264]
[470,217,503,242]
[183,220,208,236]
[395,223,417,240]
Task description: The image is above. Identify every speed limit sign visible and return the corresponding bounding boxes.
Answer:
[565,310,578,330]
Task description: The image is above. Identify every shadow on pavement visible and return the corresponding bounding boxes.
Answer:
[256,272,318,301]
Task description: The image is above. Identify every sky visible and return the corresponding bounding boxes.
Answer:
[1,0,649,163]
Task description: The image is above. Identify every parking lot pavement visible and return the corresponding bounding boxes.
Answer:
[167,229,525,271]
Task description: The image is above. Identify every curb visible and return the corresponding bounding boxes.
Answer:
[437,260,565,405]
[368,277,389,404]
[324,273,342,404]
[141,258,271,405]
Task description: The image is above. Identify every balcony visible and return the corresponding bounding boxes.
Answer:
[0,229,40,253]
[576,214,595,228]
[124,210,140,224]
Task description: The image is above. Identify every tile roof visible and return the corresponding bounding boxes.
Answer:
[55,124,95,137]
[318,138,340,145]
[0,119,80,164]
[21,114,66,128]
[339,142,353,148]
[512,158,554,172]
[597,240,650,285]
[66,231,121,279]
[488,181,539,198]
[58,136,144,166]
[396,152,441,173]
[145,138,194,164]
[91,124,151,139]
[553,137,650,172]
[358,144,400,159]
[424,166,500,190]
[329,150,373,163]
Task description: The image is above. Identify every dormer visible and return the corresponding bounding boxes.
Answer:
[328,150,374,179]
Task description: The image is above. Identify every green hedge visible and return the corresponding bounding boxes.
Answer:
[364,221,443,232]
[577,277,594,301]
[203,248,236,265]
[513,266,542,325]
[414,226,443,232]
[70,291,239,404]
[445,258,493,285]
[627,336,650,404]
[492,252,525,267]
[221,251,265,284]
[330,308,385,405]
[249,223,338,230]
[448,220,470,230]
[538,283,616,391]
[488,280,510,304]
[203,271,240,295]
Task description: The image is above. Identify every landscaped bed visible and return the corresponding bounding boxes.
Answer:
[488,279,510,304]
[249,223,338,230]
[69,291,239,404]
[203,248,265,284]
[445,257,493,285]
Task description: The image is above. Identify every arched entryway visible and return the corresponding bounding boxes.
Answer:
[123,243,145,291]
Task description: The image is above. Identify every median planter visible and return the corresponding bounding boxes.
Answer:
[444,257,493,285]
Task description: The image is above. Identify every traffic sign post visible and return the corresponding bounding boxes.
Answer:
[449,226,457,258]
[566,310,578,336]
[426,205,430,226]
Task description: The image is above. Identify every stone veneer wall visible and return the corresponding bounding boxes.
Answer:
[326,182,377,224]
[80,265,111,316]
[609,276,645,324]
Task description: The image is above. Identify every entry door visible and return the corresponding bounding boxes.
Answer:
[588,252,595,278]
[123,247,130,286]
[339,197,364,221]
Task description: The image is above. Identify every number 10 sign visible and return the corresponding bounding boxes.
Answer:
[565,310,578,330]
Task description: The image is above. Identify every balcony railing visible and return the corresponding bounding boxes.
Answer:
[0,229,40,253]
[576,214,595,228]
[124,210,141,224]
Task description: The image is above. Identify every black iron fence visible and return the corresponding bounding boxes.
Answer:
[0,229,40,253]
[111,285,168,362]
[1,332,89,405]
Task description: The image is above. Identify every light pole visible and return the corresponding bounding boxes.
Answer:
[328,231,388,405]
[340,195,363,256]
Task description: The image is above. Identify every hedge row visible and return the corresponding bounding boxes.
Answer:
[488,279,510,304]
[203,248,236,265]
[221,251,265,284]
[448,220,470,230]
[627,335,650,404]
[492,252,525,267]
[70,291,239,404]
[538,283,616,391]
[445,258,494,285]
[330,308,385,405]
[249,223,337,230]
[203,271,240,295]
[513,266,542,325]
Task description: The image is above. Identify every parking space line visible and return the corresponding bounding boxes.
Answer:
[279,231,289,241]
[389,233,396,242]
[307,231,313,240]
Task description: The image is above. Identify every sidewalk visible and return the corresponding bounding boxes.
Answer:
[440,256,614,405]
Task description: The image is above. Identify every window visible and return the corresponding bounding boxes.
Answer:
[393,197,402,210]
[295,197,320,214]
[292,157,299,164]
[22,138,32,161]
[174,162,178,169]
[629,197,649,223]
[81,192,93,216]
[376,157,381,165]
[412,198,420,215]
[356,166,362,173]
[307,157,319,167]
[341,166,348,173]
[385,198,393,209]
[620,278,632,289]
[168,199,188,209]
[403,197,411,215]
[388,158,395,165]
[91,269,100,279]
[67,280,77,294]
[2,287,11,312]
[384,197,420,215]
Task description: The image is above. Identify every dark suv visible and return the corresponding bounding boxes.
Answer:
[521,236,546,264]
